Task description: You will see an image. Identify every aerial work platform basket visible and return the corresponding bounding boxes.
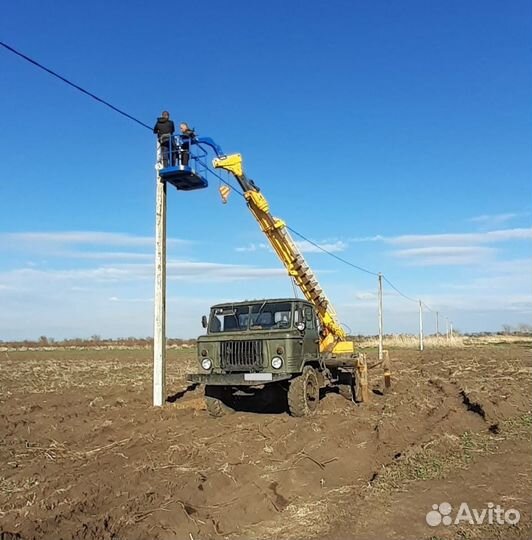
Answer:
[159,166,208,191]
[157,135,225,192]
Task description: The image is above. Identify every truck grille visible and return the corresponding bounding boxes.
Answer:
[220,340,263,371]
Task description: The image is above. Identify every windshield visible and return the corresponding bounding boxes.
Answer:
[208,302,293,333]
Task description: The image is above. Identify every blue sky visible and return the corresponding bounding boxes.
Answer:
[1,0,530,340]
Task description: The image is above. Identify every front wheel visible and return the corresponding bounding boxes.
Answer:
[205,385,234,417]
[287,366,320,417]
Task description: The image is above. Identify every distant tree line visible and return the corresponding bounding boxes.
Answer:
[0,336,198,348]
[1,325,530,348]
[500,323,532,335]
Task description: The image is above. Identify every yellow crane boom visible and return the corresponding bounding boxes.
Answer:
[213,153,354,355]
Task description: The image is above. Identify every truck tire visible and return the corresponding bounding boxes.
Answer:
[288,366,320,417]
[205,385,234,417]
[337,370,362,402]
[338,384,353,401]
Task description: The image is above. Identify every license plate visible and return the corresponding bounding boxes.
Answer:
[244,373,273,381]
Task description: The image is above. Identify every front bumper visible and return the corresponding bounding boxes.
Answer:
[187,372,292,386]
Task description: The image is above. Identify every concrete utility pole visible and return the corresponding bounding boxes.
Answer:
[436,311,440,337]
[153,145,167,407]
[445,317,449,340]
[450,321,453,339]
[378,273,383,361]
[419,300,424,351]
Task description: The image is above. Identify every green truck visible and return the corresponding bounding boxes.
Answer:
[186,152,372,415]
[188,298,366,416]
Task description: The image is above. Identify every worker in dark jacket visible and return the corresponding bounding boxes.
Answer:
[153,111,176,166]
[178,122,196,167]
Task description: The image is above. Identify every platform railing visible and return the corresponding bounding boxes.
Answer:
[156,135,205,169]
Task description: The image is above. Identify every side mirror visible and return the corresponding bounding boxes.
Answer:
[201,315,208,329]
[296,322,306,332]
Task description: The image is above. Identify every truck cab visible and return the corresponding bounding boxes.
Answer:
[188,298,325,416]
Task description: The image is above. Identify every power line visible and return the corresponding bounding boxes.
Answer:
[286,226,380,277]
[2,39,446,322]
[286,227,438,314]
[0,41,153,131]
[199,162,432,309]
[382,275,418,304]
[0,41,249,197]
[422,302,435,313]
[201,165,430,310]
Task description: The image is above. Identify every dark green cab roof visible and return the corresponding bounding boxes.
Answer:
[211,298,314,309]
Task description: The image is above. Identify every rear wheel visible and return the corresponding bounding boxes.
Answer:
[337,369,362,402]
[287,366,320,417]
[338,384,353,400]
[205,385,234,417]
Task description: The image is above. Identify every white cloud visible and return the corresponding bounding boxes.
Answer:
[337,283,532,334]
[349,235,385,243]
[482,258,532,274]
[59,251,154,261]
[235,242,269,252]
[387,228,532,246]
[355,292,376,300]
[469,212,530,227]
[295,240,347,253]
[0,231,193,271]
[107,296,153,303]
[0,231,188,249]
[348,228,532,247]
[1,225,529,338]
[0,260,287,288]
[361,228,532,267]
[235,239,348,254]
[392,246,495,266]
[443,258,532,292]
[0,258,290,340]
[420,293,532,314]
[167,261,286,281]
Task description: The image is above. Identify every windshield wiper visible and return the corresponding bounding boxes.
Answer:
[250,300,268,329]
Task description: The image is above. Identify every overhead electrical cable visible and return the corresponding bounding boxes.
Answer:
[286,226,379,277]
[382,275,418,304]
[0,41,153,131]
[1,39,445,320]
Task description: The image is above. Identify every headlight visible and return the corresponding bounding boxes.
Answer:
[271,356,283,369]
[201,358,212,370]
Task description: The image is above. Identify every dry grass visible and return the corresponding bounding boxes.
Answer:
[0,343,194,352]
[358,334,532,349]
[369,413,532,493]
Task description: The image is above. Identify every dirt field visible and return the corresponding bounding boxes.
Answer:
[1,344,530,540]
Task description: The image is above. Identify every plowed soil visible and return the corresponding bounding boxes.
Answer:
[1,345,530,540]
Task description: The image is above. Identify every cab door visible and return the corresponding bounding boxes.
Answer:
[297,304,319,360]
